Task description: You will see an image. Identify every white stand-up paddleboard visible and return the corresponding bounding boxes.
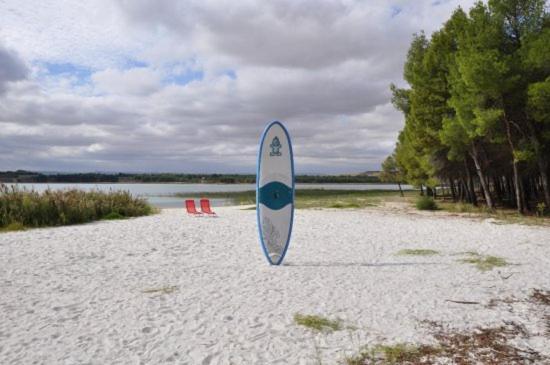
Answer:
[256,121,295,265]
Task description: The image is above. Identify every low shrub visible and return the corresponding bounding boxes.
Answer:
[416,196,438,211]
[536,202,547,217]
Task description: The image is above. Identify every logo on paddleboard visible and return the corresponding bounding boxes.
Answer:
[270,136,282,156]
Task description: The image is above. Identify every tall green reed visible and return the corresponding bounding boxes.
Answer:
[0,184,153,229]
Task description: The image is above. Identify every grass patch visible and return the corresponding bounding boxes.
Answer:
[397,248,439,256]
[293,313,341,332]
[0,184,154,231]
[438,202,491,214]
[491,211,550,226]
[142,286,178,295]
[346,343,440,364]
[458,253,508,271]
[346,321,546,364]
[415,196,438,210]
[454,251,479,256]
[438,201,550,226]
[0,221,25,232]
[329,202,362,209]
[176,189,413,209]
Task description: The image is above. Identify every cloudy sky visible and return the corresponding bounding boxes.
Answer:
[0,0,476,174]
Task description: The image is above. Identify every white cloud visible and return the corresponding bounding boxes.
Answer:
[92,68,161,95]
[0,45,28,93]
[0,0,146,68]
[0,0,479,173]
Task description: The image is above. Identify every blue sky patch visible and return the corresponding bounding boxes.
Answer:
[224,70,237,79]
[390,5,402,18]
[165,69,204,86]
[39,62,92,85]
[124,59,148,69]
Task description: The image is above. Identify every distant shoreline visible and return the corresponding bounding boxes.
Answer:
[0,170,381,184]
[5,181,395,185]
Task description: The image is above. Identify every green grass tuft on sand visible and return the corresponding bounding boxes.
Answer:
[457,252,509,271]
[345,343,441,364]
[294,313,341,332]
[397,248,439,256]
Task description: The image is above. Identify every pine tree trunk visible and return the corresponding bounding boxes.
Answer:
[494,176,506,204]
[426,186,433,197]
[464,158,477,205]
[450,178,457,202]
[397,182,404,197]
[470,143,494,210]
[507,175,514,204]
[459,179,466,202]
[524,116,550,207]
[511,161,523,213]
[538,161,550,207]
[493,176,500,203]
[520,177,528,211]
[504,117,524,214]
[503,176,509,202]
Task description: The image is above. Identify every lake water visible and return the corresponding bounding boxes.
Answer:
[10,183,410,208]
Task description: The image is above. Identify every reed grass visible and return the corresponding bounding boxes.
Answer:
[0,184,154,231]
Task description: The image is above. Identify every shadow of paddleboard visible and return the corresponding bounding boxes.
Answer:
[283,261,442,267]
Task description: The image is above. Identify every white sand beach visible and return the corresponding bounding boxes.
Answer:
[1,207,549,364]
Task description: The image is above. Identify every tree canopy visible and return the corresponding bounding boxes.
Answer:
[388,0,550,213]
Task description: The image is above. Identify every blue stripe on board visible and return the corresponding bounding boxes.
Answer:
[258,181,293,210]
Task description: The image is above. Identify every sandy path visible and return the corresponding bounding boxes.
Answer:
[1,207,549,364]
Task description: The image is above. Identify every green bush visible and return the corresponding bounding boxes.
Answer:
[102,211,125,220]
[536,202,547,217]
[415,196,438,210]
[0,184,153,230]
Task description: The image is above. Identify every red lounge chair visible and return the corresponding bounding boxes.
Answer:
[185,200,202,216]
[200,199,217,216]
